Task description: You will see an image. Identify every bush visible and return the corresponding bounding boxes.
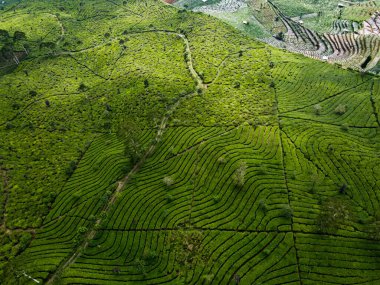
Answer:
[259,200,268,212]
[314,104,322,115]
[232,161,247,188]
[165,194,174,202]
[163,176,174,187]
[280,205,293,218]
[213,195,220,203]
[341,123,349,131]
[65,160,77,176]
[317,197,351,234]
[217,156,226,164]
[143,250,158,265]
[334,104,347,115]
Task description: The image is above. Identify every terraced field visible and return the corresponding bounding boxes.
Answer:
[177,0,380,74]
[0,0,379,284]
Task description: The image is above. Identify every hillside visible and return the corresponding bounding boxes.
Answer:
[175,0,380,74]
[0,0,379,284]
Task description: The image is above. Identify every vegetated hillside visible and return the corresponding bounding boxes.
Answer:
[0,0,379,284]
[175,0,380,74]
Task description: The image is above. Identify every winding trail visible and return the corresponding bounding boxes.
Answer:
[1,29,205,127]
[45,29,204,285]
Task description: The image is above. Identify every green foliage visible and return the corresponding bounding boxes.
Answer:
[117,120,144,164]
[0,0,379,284]
[334,104,347,115]
[163,176,175,187]
[317,197,351,234]
[232,161,247,188]
[65,160,78,177]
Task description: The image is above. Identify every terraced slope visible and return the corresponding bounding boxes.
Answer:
[176,0,380,73]
[0,0,379,284]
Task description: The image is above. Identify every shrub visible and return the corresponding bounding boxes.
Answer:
[259,200,268,212]
[341,123,349,131]
[232,161,247,188]
[217,156,226,164]
[165,194,173,202]
[213,195,220,203]
[317,197,351,234]
[65,160,77,176]
[163,176,174,187]
[280,205,293,218]
[314,104,322,115]
[77,226,88,234]
[334,104,347,115]
[143,250,158,265]
[78,83,87,91]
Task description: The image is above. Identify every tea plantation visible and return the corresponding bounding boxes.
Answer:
[0,0,379,284]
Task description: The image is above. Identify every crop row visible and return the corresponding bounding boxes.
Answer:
[282,118,380,237]
[271,54,369,113]
[103,125,291,232]
[282,79,378,128]
[296,233,380,284]
[61,230,298,284]
[6,134,150,283]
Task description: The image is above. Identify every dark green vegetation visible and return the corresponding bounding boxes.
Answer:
[0,0,379,284]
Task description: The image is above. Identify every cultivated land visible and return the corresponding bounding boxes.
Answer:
[0,0,379,284]
[176,0,380,74]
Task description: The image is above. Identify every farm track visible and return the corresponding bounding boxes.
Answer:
[272,56,303,284]
[205,47,265,85]
[0,29,203,128]
[45,93,195,284]
[3,1,380,284]
[45,28,204,284]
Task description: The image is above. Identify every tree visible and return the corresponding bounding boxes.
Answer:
[317,197,351,234]
[117,119,143,164]
[274,31,284,41]
[314,104,322,115]
[13,31,26,42]
[232,161,247,188]
[280,205,293,218]
[1,44,15,61]
[78,83,87,91]
[0,29,10,40]
[163,176,174,187]
[334,104,346,115]
[144,79,149,88]
[65,160,77,176]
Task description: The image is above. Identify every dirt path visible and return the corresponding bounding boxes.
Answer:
[46,89,196,284]
[45,29,204,284]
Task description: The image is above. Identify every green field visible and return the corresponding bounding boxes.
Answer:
[0,0,379,284]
